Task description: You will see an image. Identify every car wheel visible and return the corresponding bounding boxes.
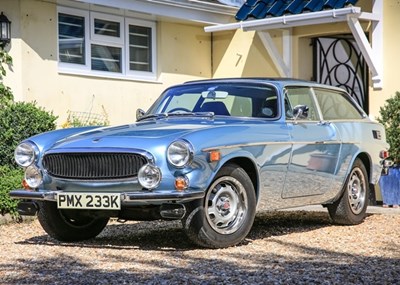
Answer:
[37,201,109,241]
[182,163,256,248]
[327,158,368,225]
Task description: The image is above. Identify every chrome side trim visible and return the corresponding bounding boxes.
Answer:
[202,141,287,152]
[202,140,346,152]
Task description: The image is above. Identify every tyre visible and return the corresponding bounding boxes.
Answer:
[37,201,109,241]
[327,158,368,225]
[183,163,256,248]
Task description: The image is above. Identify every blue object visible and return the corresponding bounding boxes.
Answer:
[286,0,308,14]
[324,0,347,9]
[236,0,359,20]
[249,0,274,19]
[268,0,292,17]
[379,167,400,206]
[9,77,389,247]
[303,0,325,12]
[236,0,260,20]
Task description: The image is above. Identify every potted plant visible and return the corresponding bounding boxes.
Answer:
[377,91,400,208]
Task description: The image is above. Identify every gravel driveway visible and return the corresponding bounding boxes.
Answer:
[1,210,399,284]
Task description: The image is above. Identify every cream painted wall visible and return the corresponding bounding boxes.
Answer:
[212,29,279,78]
[3,0,212,126]
[369,1,400,120]
[2,0,23,102]
[3,0,399,125]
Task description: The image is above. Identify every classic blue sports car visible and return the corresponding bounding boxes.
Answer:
[10,78,390,248]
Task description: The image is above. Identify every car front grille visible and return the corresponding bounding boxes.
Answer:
[42,152,148,180]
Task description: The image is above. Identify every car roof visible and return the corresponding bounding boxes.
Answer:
[183,77,345,93]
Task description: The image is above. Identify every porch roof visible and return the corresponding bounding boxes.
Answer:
[204,0,383,89]
[236,0,358,20]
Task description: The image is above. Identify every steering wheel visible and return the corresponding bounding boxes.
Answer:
[168,107,191,113]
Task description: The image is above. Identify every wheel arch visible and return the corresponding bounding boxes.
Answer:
[224,157,259,200]
[356,152,377,204]
[356,152,372,182]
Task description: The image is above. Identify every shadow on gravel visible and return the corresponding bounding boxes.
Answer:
[6,211,400,284]
[16,210,332,251]
[248,210,332,241]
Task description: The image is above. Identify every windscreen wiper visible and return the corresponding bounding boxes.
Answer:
[138,112,215,121]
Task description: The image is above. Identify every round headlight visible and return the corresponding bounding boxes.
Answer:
[24,165,43,188]
[15,142,38,167]
[167,140,193,168]
[138,164,162,190]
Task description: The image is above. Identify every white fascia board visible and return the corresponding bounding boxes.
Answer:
[205,7,361,32]
[73,0,236,24]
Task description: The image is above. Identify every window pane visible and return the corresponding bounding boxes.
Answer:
[129,25,152,72]
[286,88,319,120]
[94,18,120,37]
[91,44,122,73]
[58,13,85,64]
[314,89,364,120]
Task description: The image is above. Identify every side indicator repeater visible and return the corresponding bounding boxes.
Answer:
[209,150,221,162]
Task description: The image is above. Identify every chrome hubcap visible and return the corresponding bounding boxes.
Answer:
[206,176,247,234]
[347,167,366,215]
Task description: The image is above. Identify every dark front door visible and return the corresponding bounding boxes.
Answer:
[313,36,369,113]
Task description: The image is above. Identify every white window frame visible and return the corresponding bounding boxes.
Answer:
[57,6,157,81]
[57,7,90,72]
[125,18,157,80]
[90,12,124,45]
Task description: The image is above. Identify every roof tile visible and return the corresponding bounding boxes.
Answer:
[236,0,359,21]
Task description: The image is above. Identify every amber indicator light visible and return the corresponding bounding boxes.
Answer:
[209,151,221,162]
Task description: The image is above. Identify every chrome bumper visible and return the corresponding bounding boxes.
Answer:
[9,189,205,204]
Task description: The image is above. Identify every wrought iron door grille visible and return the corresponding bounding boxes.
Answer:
[42,152,147,180]
[313,36,368,112]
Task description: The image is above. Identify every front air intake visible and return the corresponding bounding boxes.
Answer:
[42,152,147,180]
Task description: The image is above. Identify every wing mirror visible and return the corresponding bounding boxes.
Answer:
[293,105,309,120]
[136,108,146,120]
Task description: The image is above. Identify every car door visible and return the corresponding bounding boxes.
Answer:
[313,88,368,188]
[283,87,342,199]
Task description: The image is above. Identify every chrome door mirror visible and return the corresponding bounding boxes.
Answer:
[293,105,309,120]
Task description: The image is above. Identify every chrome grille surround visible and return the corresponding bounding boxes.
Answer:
[42,151,148,180]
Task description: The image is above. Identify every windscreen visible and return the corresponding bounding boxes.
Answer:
[146,83,278,118]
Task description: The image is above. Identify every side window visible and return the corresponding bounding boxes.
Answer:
[314,89,364,120]
[285,87,319,121]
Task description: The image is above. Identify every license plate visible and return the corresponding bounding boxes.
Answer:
[57,193,121,210]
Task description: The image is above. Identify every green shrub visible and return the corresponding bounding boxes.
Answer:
[0,166,23,217]
[0,49,13,107]
[378,91,400,163]
[0,101,58,167]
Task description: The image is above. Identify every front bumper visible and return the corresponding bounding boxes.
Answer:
[9,189,205,204]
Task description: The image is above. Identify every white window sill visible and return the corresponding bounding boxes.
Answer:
[58,67,162,84]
